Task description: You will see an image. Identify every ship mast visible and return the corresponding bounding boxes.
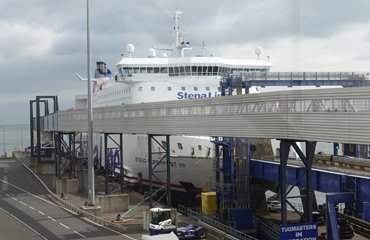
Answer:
[173,10,182,47]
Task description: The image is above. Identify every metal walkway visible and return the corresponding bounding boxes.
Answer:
[40,86,370,145]
[221,71,370,88]
[33,82,370,239]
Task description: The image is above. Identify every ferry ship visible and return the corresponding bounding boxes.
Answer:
[76,10,274,201]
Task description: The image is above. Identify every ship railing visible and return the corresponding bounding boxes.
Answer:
[178,205,258,240]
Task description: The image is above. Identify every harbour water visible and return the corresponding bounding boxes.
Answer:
[0,124,30,157]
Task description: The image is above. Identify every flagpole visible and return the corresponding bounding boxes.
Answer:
[86,0,95,205]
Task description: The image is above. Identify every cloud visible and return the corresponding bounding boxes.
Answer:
[0,22,59,59]
[1,0,370,124]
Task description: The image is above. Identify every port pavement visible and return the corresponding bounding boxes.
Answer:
[13,152,148,236]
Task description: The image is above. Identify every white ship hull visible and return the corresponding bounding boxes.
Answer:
[77,10,275,199]
[93,134,215,195]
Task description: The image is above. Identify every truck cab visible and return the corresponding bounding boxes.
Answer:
[149,208,177,235]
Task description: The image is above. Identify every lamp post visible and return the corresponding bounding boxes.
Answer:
[86,0,95,205]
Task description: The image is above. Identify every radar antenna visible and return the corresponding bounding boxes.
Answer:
[255,46,263,59]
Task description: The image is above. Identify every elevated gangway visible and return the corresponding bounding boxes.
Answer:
[220,72,370,89]
[40,86,370,145]
[32,81,370,239]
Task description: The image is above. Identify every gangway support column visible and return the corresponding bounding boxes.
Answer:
[212,138,234,212]
[68,132,76,179]
[30,96,59,163]
[279,140,290,225]
[279,139,316,225]
[29,99,47,158]
[55,132,62,178]
[234,138,251,208]
[103,133,124,195]
[148,134,171,208]
[54,132,78,179]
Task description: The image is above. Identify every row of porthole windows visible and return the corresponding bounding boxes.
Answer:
[138,86,218,92]
[119,66,268,77]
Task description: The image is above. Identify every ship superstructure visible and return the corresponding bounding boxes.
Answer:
[78,10,273,197]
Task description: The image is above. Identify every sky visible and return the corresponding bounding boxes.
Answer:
[1,0,370,124]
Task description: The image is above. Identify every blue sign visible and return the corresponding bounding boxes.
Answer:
[280,223,318,240]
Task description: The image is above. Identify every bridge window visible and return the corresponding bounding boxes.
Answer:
[147,67,153,73]
[191,66,197,76]
[202,66,208,75]
[133,67,139,73]
[208,66,212,76]
[169,67,174,76]
[140,67,147,74]
[161,141,167,147]
[180,66,185,76]
[213,66,219,75]
[122,67,133,77]
[185,66,191,75]
[161,67,168,73]
[154,67,160,73]
[174,67,179,76]
[197,66,202,75]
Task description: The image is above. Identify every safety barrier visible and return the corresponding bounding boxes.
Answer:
[178,205,258,240]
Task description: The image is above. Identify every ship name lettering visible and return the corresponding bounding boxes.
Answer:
[135,157,147,163]
[177,92,211,99]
